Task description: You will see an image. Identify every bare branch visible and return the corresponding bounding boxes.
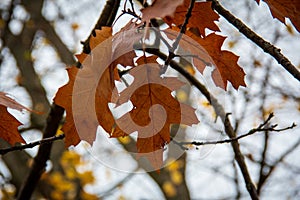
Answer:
[257,134,300,193]
[162,0,195,73]
[172,114,296,148]
[0,134,65,156]
[17,104,64,200]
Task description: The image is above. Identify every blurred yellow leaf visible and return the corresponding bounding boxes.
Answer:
[79,171,95,185]
[65,168,77,180]
[61,150,81,166]
[118,195,126,200]
[162,181,177,197]
[171,170,183,185]
[177,90,188,102]
[118,136,131,144]
[81,191,98,200]
[200,100,210,108]
[51,191,64,200]
[166,159,183,172]
[71,23,80,30]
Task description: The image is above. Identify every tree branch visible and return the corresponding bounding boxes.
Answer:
[162,0,195,73]
[38,17,75,65]
[17,104,64,200]
[210,0,300,82]
[172,113,296,148]
[0,134,65,156]
[256,134,300,193]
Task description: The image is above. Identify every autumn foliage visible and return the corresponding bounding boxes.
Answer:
[1,0,299,170]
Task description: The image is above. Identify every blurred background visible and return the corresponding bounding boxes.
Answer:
[0,0,300,199]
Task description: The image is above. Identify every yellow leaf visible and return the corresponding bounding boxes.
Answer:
[61,150,81,166]
[176,90,188,102]
[81,191,98,200]
[118,195,126,200]
[58,180,75,192]
[171,170,183,185]
[51,191,64,200]
[166,159,183,172]
[200,100,210,108]
[56,124,64,135]
[49,172,63,185]
[79,171,95,185]
[162,181,177,197]
[118,136,131,144]
[65,168,77,180]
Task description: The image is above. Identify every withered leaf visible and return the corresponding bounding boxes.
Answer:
[114,57,199,169]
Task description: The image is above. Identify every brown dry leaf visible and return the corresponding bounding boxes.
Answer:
[114,57,199,169]
[54,67,81,146]
[54,24,140,146]
[165,28,246,89]
[55,27,115,146]
[257,0,300,32]
[141,0,184,22]
[164,1,220,36]
[76,27,112,64]
[0,92,29,145]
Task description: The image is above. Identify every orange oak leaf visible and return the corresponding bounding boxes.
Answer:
[113,57,199,169]
[165,28,246,89]
[141,0,184,22]
[256,0,300,32]
[55,27,115,146]
[54,67,81,146]
[164,1,220,36]
[54,25,141,146]
[0,92,29,145]
[76,27,113,63]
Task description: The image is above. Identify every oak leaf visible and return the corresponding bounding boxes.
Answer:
[164,1,220,36]
[113,57,199,169]
[0,92,29,145]
[165,28,246,89]
[256,0,300,32]
[54,24,141,146]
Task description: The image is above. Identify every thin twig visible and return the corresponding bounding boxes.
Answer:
[0,134,65,155]
[172,115,296,147]
[161,0,196,73]
[210,0,300,82]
